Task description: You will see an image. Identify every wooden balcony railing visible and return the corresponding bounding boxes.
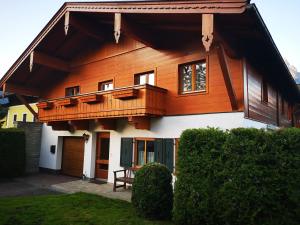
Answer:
[37,84,167,122]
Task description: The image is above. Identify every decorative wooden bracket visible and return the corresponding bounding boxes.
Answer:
[29,50,70,72]
[128,116,150,130]
[216,44,238,111]
[202,14,214,52]
[29,51,34,72]
[114,13,121,43]
[64,11,70,35]
[15,94,38,119]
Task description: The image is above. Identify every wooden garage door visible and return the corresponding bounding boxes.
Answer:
[62,137,84,177]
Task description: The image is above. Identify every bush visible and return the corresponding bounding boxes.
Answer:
[132,163,173,220]
[174,128,300,225]
[0,129,25,178]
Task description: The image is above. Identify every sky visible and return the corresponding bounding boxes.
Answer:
[0,0,299,78]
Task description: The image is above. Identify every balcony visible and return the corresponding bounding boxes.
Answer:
[37,84,167,123]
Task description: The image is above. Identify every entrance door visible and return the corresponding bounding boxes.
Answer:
[95,132,110,179]
[62,137,84,177]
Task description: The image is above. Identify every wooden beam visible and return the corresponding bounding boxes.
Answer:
[30,51,70,72]
[128,116,150,130]
[95,119,116,130]
[202,14,214,52]
[5,82,40,96]
[15,94,38,119]
[216,44,239,110]
[48,121,70,131]
[122,18,160,49]
[65,13,106,42]
[2,83,6,97]
[68,120,90,131]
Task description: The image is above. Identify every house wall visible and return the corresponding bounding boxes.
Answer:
[39,112,267,183]
[42,36,244,116]
[245,62,293,127]
[5,104,37,128]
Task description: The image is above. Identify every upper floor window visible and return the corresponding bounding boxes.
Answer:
[22,114,27,122]
[99,80,113,91]
[65,86,80,97]
[179,61,206,94]
[134,71,155,86]
[261,79,268,103]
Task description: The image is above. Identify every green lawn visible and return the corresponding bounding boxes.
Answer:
[0,192,174,225]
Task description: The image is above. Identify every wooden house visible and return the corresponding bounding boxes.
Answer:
[0,0,299,181]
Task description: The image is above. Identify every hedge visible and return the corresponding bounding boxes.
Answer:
[174,128,300,225]
[132,163,173,220]
[0,129,25,178]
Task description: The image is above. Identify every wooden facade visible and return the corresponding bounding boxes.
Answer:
[0,0,299,129]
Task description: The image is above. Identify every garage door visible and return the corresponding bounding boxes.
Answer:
[62,137,84,177]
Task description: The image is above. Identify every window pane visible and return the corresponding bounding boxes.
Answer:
[139,74,147,85]
[148,73,155,85]
[137,140,145,166]
[22,114,27,122]
[195,62,206,91]
[146,141,155,163]
[66,86,80,97]
[99,80,113,91]
[180,65,192,92]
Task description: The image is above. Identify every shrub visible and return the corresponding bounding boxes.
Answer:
[132,163,173,220]
[0,129,25,178]
[173,128,228,225]
[174,128,300,225]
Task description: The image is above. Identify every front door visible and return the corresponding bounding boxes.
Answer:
[95,132,110,179]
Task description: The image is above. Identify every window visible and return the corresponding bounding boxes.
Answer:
[134,71,155,85]
[13,114,17,122]
[22,114,27,122]
[179,61,206,94]
[65,86,80,97]
[261,79,268,103]
[135,139,155,166]
[99,80,113,91]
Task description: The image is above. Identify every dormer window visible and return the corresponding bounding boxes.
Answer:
[65,86,80,97]
[179,60,206,94]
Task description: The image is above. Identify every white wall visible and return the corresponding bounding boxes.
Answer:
[39,112,269,183]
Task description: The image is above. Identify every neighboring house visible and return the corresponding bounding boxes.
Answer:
[0,0,299,182]
[5,103,37,128]
[0,91,38,128]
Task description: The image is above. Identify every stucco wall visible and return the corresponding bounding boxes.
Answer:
[6,104,37,128]
[39,112,267,183]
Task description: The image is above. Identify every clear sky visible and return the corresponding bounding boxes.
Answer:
[0,0,299,78]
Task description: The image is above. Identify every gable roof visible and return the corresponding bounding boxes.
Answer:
[0,0,299,102]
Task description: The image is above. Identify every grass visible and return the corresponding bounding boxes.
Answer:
[0,192,174,225]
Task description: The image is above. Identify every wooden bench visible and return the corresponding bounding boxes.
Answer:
[113,167,136,192]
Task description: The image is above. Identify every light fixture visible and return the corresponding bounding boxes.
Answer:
[82,133,90,142]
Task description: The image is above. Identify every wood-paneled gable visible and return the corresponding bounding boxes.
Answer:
[42,36,244,116]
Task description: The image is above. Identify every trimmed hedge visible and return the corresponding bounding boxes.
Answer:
[0,129,25,178]
[132,163,173,220]
[174,128,300,225]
